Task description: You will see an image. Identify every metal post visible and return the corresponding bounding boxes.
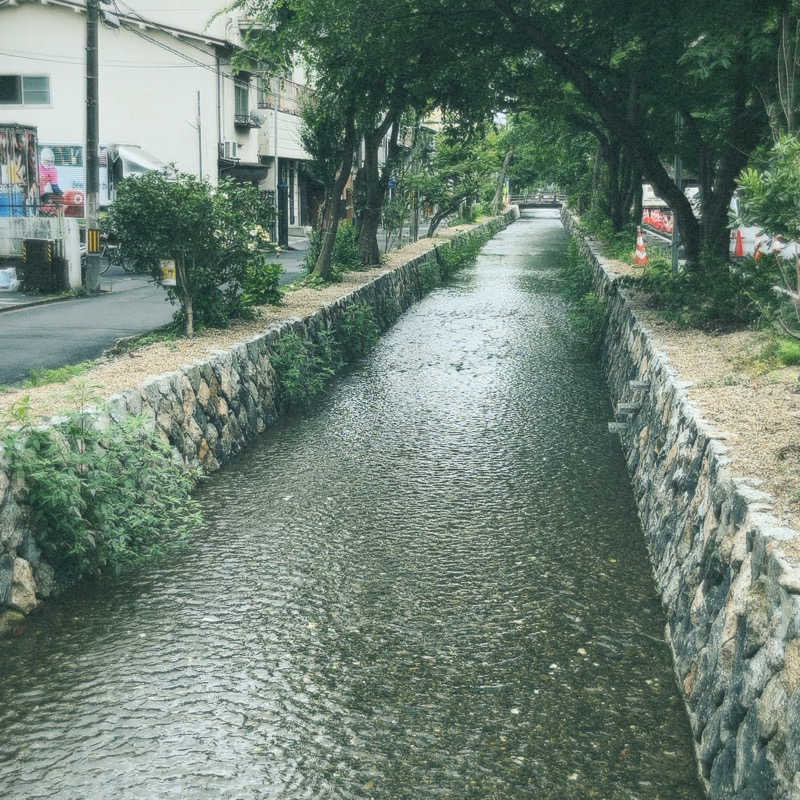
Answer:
[196,90,203,179]
[672,112,682,275]
[85,0,100,291]
[272,75,279,240]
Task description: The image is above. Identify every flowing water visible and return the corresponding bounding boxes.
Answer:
[0,211,703,799]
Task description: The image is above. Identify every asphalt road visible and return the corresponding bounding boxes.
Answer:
[0,278,172,386]
[0,249,308,386]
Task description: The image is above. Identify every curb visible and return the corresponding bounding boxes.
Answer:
[0,295,74,314]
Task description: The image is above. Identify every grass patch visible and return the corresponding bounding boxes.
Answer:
[25,361,93,387]
[744,335,800,373]
[559,239,607,353]
[106,324,181,356]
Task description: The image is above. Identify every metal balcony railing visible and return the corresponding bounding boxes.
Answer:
[257,78,313,116]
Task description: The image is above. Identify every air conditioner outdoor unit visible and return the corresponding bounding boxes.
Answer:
[223,140,238,159]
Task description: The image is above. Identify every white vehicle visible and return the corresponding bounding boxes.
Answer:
[729,192,798,261]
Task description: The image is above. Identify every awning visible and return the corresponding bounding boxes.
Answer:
[112,145,167,176]
[218,159,270,182]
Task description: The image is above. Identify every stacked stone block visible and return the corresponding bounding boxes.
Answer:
[563,207,800,799]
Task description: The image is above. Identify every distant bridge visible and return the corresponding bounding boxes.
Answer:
[510,194,566,209]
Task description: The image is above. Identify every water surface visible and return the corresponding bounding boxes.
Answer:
[0,211,703,799]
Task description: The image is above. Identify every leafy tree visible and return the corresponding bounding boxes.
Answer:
[737,135,800,338]
[407,128,494,237]
[483,0,776,263]
[298,90,357,278]
[109,171,276,336]
[504,112,594,210]
[235,0,507,270]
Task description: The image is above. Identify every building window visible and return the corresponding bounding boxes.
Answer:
[256,76,269,109]
[0,75,51,105]
[235,80,249,120]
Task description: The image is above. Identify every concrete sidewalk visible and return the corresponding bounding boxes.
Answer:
[0,235,310,313]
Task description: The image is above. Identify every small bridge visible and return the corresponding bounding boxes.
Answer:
[510,194,566,209]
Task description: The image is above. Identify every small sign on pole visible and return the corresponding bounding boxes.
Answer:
[87,228,101,253]
[159,258,177,286]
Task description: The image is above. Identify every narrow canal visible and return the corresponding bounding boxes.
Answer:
[0,211,703,799]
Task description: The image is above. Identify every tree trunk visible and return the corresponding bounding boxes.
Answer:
[357,113,399,267]
[176,255,193,337]
[357,133,383,266]
[491,149,513,214]
[605,143,623,231]
[590,141,603,211]
[427,211,447,237]
[352,161,366,239]
[632,177,643,228]
[313,115,356,280]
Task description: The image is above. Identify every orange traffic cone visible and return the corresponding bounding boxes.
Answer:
[754,234,762,261]
[733,228,744,257]
[634,227,648,266]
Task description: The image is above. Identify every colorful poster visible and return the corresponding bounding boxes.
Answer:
[0,125,39,217]
[38,144,86,217]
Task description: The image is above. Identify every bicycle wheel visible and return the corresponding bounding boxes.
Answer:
[99,244,112,275]
[109,245,136,273]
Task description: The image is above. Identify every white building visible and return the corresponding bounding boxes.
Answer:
[0,0,315,231]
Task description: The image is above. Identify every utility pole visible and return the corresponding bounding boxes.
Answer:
[272,75,279,240]
[85,0,101,291]
[196,90,203,179]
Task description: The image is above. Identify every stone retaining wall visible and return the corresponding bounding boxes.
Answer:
[0,209,519,634]
[562,207,800,799]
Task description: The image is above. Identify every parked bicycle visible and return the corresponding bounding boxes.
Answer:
[80,237,138,275]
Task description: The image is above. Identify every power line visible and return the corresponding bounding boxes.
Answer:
[0,47,202,68]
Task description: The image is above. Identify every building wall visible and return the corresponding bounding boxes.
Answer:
[0,2,225,183]
[0,1,312,222]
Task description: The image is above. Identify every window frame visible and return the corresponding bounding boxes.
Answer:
[0,74,51,106]
[234,80,249,118]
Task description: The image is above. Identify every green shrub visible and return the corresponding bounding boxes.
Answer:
[338,303,379,360]
[332,220,362,272]
[561,239,595,300]
[567,292,607,353]
[5,410,200,583]
[109,172,276,336]
[377,293,402,328]
[630,255,777,330]
[419,257,442,293]
[559,240,607,352]
[269,330,338,411]
[241,261,283,306]
[302,221,362,282]
[435,229,489,280]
